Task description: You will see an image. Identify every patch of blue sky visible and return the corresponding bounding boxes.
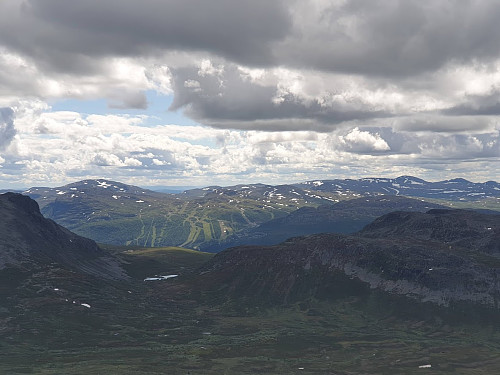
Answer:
[47,90,233,148]
[49,90,201,128]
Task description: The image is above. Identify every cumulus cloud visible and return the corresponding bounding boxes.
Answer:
[0,107,16,150]
[339,128,390,153]
[0,47,153,108]
[0,105,497,187]
[169,62,393,131]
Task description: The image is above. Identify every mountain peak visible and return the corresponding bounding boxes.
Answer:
[394,175,426,183]
[1,192,43,217]
[0,193,128,279]
[445,178,471,184]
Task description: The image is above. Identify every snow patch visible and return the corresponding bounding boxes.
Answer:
[144,274,179,281]
[97,180,111,188]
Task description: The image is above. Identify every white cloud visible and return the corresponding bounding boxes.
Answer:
[0,103,498,187]
[340,127,391,153]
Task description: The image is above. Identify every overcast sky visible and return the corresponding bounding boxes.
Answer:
[1,0,500,188]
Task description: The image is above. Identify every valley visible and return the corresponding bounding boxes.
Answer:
[25,180,348,250]
[1,179,500,374]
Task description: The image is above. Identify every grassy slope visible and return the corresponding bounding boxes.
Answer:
[42,190,350,250]
[1,245,500,374]
[43,190,500,253]
[2,276,500,375]
[116,246,214,279]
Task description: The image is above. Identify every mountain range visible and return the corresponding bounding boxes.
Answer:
[23,179,345,249]
[16,176,500,251]
[297,175,500,201]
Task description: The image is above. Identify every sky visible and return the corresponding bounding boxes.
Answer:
[1,0,500,188]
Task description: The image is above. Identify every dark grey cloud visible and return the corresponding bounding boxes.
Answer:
[0,108,16,150]
[169,64,392,131]
[0,0,291,75]
[416,132,500,160]
[393,116,495,133]
[363,127,500,162]
[442,91,500,116]
[279,0,500,77]
[333,126,500,160]
[2,0,500,79]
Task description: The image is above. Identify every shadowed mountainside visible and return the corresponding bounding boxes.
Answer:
[199,208,500,308]
[0,192,128,280]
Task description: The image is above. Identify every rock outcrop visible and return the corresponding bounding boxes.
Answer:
[0,193,128,280]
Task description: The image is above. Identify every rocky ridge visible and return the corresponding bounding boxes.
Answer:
[200,208,500,308]
[0,192,128,280]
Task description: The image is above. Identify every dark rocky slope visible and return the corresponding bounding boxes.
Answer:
[360,208,500,254]
[0,193,127,280]
[199,209,500,308]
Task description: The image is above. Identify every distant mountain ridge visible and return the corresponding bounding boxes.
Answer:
[297,175,500,201]
[16,176,500,203]
[21,179,346,249]
[5,176,498,250]
[25,178,168,209]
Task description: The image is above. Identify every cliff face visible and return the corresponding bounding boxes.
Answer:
[200,209,500,307]
[0,193,128,280]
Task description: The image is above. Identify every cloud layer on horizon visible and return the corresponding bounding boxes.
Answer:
[0,109,497,187]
